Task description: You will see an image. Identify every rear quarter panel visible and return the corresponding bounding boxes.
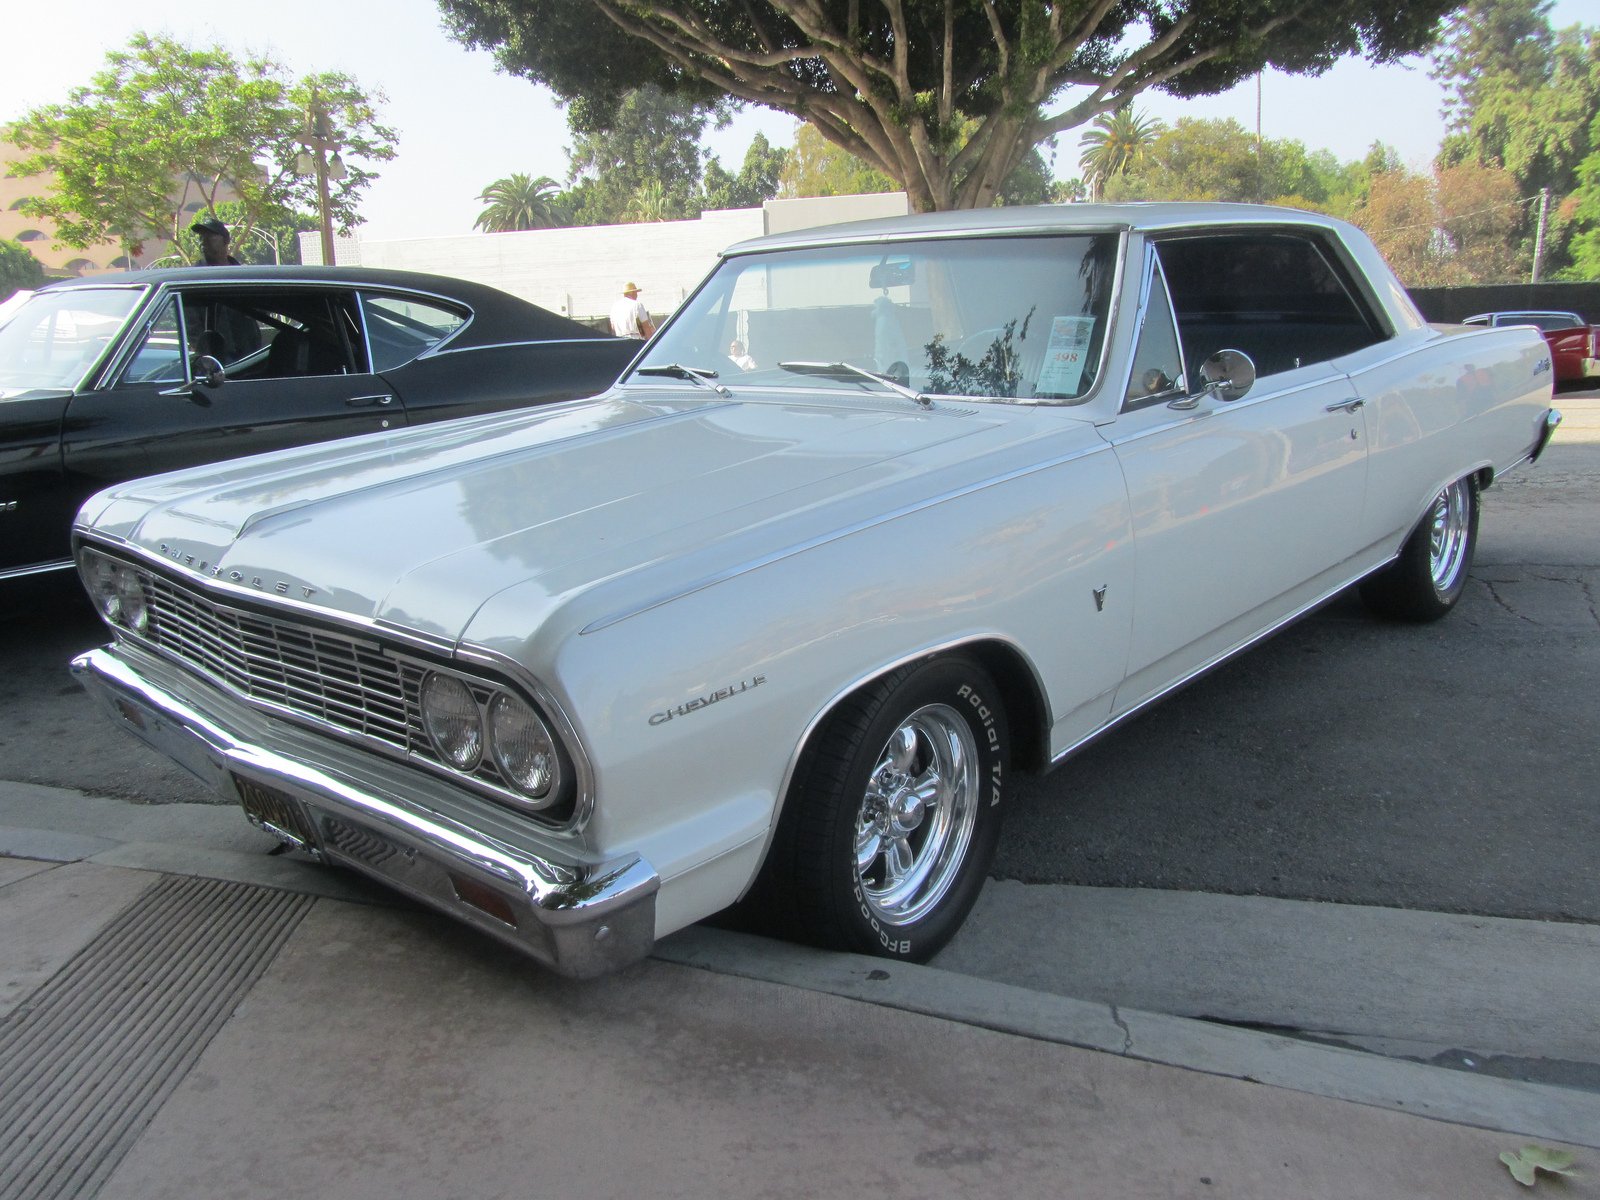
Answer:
[385,339,635,421]
[1342,324,1552,556]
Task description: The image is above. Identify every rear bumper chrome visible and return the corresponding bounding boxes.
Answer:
[1530,408,1563,463]
[72,644,658,978]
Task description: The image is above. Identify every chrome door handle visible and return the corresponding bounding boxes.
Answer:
[1324,398,1364,414]
[345,394,395,408]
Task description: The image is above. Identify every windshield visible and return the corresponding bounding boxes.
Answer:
[633,233,1120,404]
[0,287,144,394]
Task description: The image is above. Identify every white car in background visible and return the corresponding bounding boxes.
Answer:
[72,203,1560,976]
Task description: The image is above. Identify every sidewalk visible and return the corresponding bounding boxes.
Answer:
[2,781,1595,1200]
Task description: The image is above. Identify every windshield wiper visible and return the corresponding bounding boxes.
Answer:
[777,360,932,409]
[634,363,731,397]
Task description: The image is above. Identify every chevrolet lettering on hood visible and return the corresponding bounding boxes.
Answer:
[71,202,1560,979]
[157,543,318,599]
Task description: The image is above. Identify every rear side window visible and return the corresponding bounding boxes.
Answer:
[1154,233,1385,378]
[361,294,468,371]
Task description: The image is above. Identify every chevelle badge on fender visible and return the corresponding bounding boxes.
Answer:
[70,204,1562,977]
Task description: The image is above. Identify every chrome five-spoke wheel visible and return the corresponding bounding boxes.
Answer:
[854,703,980,926]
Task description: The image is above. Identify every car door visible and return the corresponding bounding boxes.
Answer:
[60,283,405,503]
[1105,233,1381,713]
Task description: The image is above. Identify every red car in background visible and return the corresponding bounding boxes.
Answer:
[1463,311,1599,391]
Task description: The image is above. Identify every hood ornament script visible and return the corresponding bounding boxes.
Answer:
[157,543,318,599]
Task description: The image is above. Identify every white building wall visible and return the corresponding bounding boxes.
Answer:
[303,192,909,323]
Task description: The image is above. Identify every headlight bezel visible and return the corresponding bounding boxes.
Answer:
[418,668,569,811]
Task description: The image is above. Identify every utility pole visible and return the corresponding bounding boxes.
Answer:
[1531,187,1550,284]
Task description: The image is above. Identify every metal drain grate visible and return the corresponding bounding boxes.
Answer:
[0,874,313,1200]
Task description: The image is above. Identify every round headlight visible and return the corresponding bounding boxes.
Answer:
[114,566,148,634]
[420,673,483,770]
[81,551,121,624]
[488,692,560,801]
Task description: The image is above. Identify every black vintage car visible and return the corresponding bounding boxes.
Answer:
[0,266,637,581]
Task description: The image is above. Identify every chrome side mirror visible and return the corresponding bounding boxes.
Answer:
[192,355,225,389]
[1198,349,1255,402]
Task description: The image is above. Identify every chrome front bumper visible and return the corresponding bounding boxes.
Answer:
[72,644,659,978]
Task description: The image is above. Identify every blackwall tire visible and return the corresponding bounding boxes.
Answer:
[1359,476,1479,622]
[757,656,1009,962]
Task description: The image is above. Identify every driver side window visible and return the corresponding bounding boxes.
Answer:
[1123,260,1185,409]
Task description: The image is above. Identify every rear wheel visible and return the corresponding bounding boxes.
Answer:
[1359,477,1479,621]
[754,656,1008,961]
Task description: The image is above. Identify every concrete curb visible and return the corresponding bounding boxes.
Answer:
[3,781,1596,1150]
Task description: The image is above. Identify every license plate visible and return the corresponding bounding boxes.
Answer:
[233,774,318,851]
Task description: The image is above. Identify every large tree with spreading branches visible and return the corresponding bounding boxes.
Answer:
[440,0,1457,211]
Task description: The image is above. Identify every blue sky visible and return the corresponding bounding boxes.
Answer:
[1,0,1588,241]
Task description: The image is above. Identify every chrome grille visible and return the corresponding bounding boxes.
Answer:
[134,565,422,754]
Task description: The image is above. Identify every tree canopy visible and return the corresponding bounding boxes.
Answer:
[440,0,1457,211]
[7,33,396,262]
[474,174,568,231]
[1432,0,1600,278]
[0,240,45,302]
[563,86,726,224]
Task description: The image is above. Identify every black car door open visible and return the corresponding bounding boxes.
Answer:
[60,284,405,508]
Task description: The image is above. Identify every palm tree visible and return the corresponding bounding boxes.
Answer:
[473,174,567,232]
[1078,107,1163,200]
[620,179,676,223]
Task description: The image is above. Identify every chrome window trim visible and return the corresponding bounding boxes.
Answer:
[359,288,477,365]
[1115,244,1189,415]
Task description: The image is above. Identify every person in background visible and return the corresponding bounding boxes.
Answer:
[610,281,656,340]
[192,218,241,266]
[728,339,756,370]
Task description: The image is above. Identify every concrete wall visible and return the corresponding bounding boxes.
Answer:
[306,192,910,322]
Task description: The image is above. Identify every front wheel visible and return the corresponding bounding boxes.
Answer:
[1359,476,1479,621]
[754,656,1009,962]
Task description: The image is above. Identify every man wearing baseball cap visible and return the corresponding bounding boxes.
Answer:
[609,280,655,340]
[191,217,241,266]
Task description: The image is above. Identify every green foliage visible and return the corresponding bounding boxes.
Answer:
[439,0,1458,211]
[565,87,727,225]
[1078,107,1163,200]
[1500,1144,1579,1187]
[0,239,45,301]
[1432,0,1600,275]
[474,174,568,231]
[5,33,396,262]
[778,124,899,199]
[1102,119,1365,212]
[702,133,789,210]
[1567,113,1600,278]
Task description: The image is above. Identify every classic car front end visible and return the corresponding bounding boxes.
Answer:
[72,204,1560,976]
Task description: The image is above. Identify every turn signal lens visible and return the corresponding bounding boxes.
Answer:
[488,692,559,801]
[420,672,483,771]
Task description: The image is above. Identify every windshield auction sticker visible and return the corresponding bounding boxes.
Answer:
[1035,315,1096,396]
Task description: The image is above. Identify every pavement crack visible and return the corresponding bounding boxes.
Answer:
[1109,1003,1133,1054]
[1481,580,1536,623]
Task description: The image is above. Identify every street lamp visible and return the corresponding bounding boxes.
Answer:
[295,88,348,266]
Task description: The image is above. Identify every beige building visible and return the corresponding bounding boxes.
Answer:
[0,142,242,278]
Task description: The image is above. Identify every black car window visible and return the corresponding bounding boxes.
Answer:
[181,290,364,379]
[1154,233,1385,379]
[121,299,187,385]
[361,293,468,371]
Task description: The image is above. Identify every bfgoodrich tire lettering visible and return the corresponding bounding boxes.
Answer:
[755,656,1009,961]
[1359,477,1479,622]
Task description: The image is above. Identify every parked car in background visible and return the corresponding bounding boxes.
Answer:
[0,266,635,582]
[1462,310,1598,390]
[73,204,1560,977]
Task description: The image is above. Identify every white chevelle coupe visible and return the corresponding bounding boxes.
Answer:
[72,204,1561,977]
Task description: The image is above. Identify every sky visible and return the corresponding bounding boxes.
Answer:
[0,0,1590,243]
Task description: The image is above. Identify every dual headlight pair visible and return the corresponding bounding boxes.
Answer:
[81,549,151,635]
[80,547,564,809]
[418,672,563,806]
